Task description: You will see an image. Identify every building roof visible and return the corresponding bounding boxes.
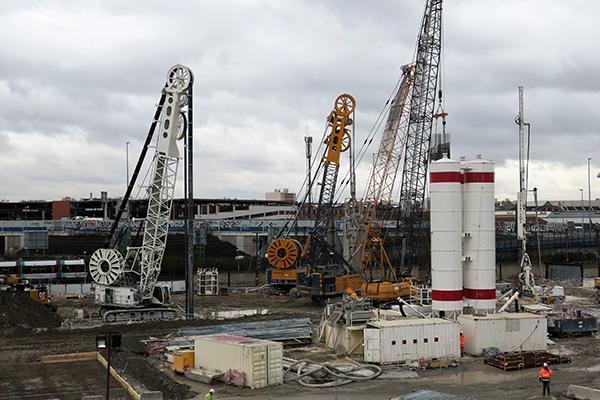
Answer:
[194,334,276,346]
[367,317,456,328]
[459,312,543,321]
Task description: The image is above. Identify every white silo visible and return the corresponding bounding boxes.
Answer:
[462,155,496,313]
[430,155,463,318]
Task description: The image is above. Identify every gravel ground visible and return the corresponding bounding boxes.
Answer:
[2,288,600,399]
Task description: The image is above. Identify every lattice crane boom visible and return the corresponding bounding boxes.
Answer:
[306,94,355,267]
[89,65,193,319]
[397,0,443,276]
[353,64,415,282]
[265,94,355,276]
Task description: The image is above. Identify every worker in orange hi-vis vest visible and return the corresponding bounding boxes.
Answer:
[538,362,553,396]
[459,331,465,356]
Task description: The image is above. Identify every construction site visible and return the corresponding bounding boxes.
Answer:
[2,1,600,400]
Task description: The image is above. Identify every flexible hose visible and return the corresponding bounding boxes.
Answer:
[283,358,382,388]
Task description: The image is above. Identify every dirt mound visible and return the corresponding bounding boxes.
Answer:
[111,351,191,400]
[0,291,62,329]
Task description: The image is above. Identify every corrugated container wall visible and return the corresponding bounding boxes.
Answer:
[194,334,283,389]
[364,318,460,364]
[458,313,547,355]
[462,156,496,314]
[430,156,463,318]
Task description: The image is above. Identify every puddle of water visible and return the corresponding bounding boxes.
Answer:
[380,370,420,379]
[427,369,517,385]
[563,364,600,373]
[204,308,268,320]
[565,295,593,303]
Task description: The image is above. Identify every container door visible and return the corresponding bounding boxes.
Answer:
[251,346,268,389]
[267,344,283,385]
[363,328,380,363]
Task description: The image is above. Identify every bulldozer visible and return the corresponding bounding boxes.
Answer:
[0,275,55,310]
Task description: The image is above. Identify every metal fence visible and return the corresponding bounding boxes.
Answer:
[46,280,186,296]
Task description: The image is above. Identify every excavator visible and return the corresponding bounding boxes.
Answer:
[89,65,193,322]
[267,94,362,302]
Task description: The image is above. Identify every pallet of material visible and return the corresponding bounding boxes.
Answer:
[184,368,224,384]
[485,351,571,371]
[177,317,313,345]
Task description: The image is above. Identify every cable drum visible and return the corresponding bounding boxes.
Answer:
[267,239,302,269]
[89,248,125,285]
[166,64,192,93]
[176,112,187,140]
[335,93,356,116]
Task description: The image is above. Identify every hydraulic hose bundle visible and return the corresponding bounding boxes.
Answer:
[283,357,382,388]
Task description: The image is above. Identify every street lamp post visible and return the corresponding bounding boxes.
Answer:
[126,141,131,187]
[23,206,30,255]
[580,188,585,232]
[588,157,592,228]
[126,141,131,219]
[96,333,121,400]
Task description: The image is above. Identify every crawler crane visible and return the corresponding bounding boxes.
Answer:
[267,94,362,301]
[89,65,193,322]
[352,64,416,303]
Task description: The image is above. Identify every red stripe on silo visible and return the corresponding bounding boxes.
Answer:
[464,172,494,183]
[432,289,463,301]
[430,171,463,183]
[463,288,496,299]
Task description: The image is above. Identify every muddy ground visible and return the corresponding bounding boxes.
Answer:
[1,285,600,399]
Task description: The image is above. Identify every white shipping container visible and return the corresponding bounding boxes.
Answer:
[194,334,283,389]
[364,318,460,364]
[458,313,547,355]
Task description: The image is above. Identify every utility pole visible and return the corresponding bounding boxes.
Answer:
[126,141,130,189]
[588,157,592,228]
[580,188,585,240]
[254,232,260,287]
[304,135,313,210]
[126,141,130,219]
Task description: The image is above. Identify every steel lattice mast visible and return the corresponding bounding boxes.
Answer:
[516,86,535,291]
[353,64,415,282]
[397,0,443,276]
[134,66,191,300]
[307,94,356,269]
[89,65,193,316]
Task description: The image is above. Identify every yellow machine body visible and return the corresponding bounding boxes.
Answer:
[29,287,50,306]
[270,268,297,281]
[361,278,414,303]
[334,274,363,293]
[173,350,195,374]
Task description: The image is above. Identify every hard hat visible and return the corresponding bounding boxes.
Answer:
[209,388,215,393]
[543,363,548,367]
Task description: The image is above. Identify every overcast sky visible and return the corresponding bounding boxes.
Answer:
[0,0,599,203]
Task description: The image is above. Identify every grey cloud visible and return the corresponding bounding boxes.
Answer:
[0,0,598,201]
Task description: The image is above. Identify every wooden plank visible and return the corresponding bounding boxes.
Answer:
[97,352,141,400]
[40,352,97,364]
